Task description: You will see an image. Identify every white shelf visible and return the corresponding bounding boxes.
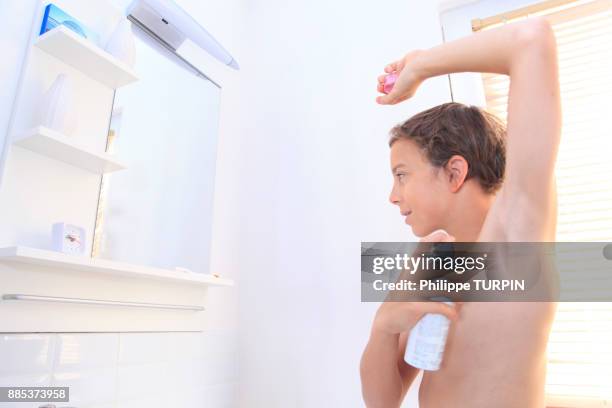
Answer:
[35,26,138,89]
[0,246,234,287]
[13,126,126,174]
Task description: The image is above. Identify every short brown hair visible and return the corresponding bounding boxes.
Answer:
[389,102,506,194]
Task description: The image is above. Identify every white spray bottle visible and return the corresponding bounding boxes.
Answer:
[404,296,453,371]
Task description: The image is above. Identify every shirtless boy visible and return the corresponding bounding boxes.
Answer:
[360,17,561,408]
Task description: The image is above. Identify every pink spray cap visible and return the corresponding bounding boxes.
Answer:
[383,73,398,94]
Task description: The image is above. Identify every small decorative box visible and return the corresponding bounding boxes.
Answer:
[52,222,86,255]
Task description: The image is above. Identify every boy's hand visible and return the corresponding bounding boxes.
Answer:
[373,229,460,335]
[376,50,426,105]
[373,301,460,335]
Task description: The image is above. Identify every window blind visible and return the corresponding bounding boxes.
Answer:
[474,1,612,406]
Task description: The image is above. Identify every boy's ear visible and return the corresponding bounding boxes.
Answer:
[445,155,469,192]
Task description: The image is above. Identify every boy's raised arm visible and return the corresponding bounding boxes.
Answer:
[377,17,561,237]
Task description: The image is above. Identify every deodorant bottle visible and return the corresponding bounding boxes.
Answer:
[404,298,453,371]
[383,73,398,94]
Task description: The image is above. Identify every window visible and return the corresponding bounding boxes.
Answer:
[472,1,612,406]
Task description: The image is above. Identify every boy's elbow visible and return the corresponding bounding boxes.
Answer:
[511,17,558,72]
[516,17,556,50]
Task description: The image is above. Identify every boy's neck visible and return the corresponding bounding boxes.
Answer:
[444,190,495,242]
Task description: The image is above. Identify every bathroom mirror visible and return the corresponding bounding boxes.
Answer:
[92,21,220,274]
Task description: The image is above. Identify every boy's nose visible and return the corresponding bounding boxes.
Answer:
[389,191,400,206]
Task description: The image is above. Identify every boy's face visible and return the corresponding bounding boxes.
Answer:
[389,138,452,237]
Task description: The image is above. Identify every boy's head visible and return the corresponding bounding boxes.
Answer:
[388,102,506,237]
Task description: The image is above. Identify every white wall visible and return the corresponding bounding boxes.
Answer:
[212,0,453,406]
[0,1,39,158]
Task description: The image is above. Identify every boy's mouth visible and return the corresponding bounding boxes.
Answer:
[401,210,413,223]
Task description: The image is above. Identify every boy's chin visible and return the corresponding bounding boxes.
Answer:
[410,225,426,239]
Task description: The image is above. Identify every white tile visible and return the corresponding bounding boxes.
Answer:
[226,352,239,383]
[0,372,51,387]
[54,333,119,370]
[201,383,237,408]
[163,379,205,406]
[202,330,238,357]
[166,386,206,407]
[118,333,170,365]
[116,395,167,408]
[0,400,53,408]
[165,332,205,362]
[202,353,238,385]
[116,363,168,401]
[0,334,55,376]
[165,359,238,404]
[52,368,116,407]
[81,404,117,408]
[164,360,206,394]
[82,404,117,408]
